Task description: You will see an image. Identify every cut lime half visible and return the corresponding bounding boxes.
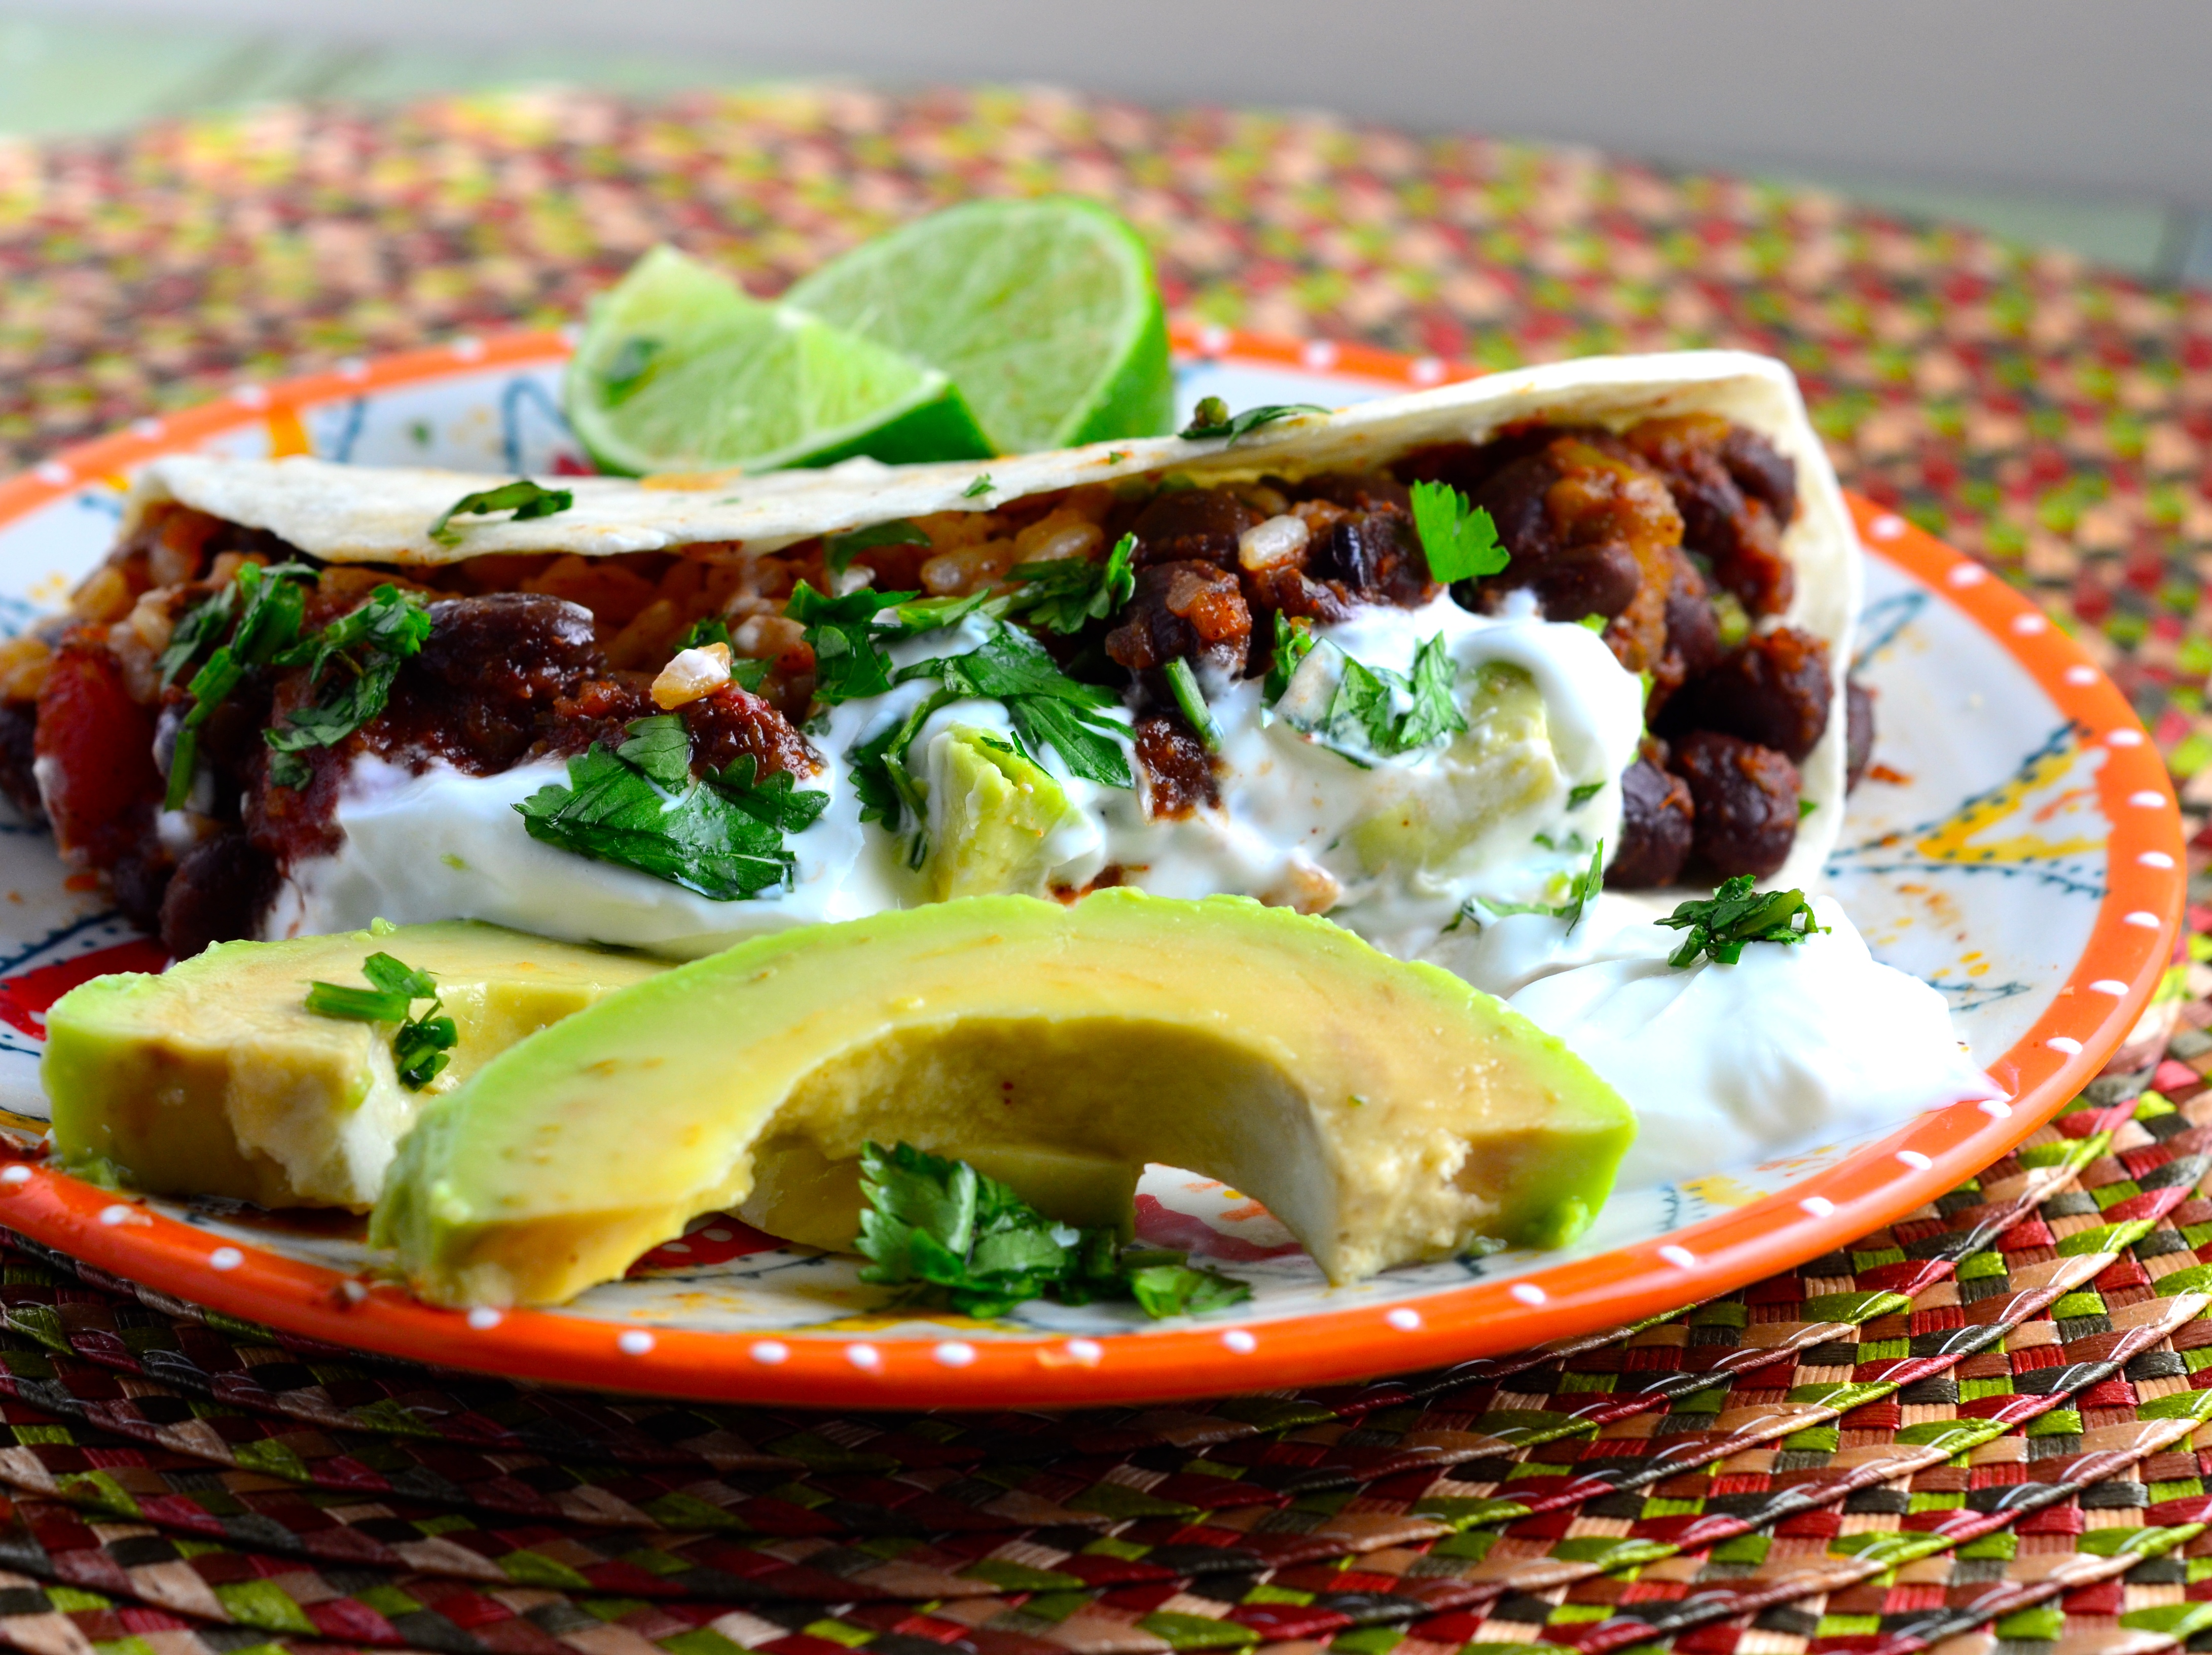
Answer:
[564,245,993,476]
[785,197,1173,455]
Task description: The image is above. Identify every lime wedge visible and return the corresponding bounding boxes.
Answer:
[565,245,993,475]
[785,198,1173,454]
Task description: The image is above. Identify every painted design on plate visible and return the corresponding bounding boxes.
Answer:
[0,340,2169,1366]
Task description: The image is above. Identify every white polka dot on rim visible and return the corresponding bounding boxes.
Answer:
[450,337,485,361]
[750,1340,788,1365]
[1064,1339,1104,1365]
[1509,1283,1547,1306]
[32,461,69,486]
[1221,1329,1258,1353]
[231,384,268,408]
[1869,515,1906,541]
[2046,1036,2084,1055]
[617,1329,655,1356]
[2130,790,2170,807]
[1302,340,1338,370]
[0,1166,29,1186]
[934,1342,976,1368]
[2011,613,2049,635]
[1386,1307,1422,1330]
[208,1247,243,1271]
[1981,1097,2014,1118]
[466,1307,501,1330]
[659,1241,691,1254]
[2141,851,2177,869]
[1800,1195,1836,1217]
[847,1343,882,1371]
[131,418,163,439]
[2108,729,2146,747]
[98,1204,132,1226]
[1658,1244,1696,1269]
[1410,357,1446,385]
[1197,326,1231,356]
[337,358,369,381]
[2124,911,2163,928]
[1945,562,1985,586]
[2065,665,2097,685]
[1896,1149,1934,1170]
[2089,979,2130,995]
[703,1228,733,1242]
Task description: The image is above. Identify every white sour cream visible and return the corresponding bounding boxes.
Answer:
[1430,893,2002,1187]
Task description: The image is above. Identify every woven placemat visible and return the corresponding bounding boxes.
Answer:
[4,79,2212,1655]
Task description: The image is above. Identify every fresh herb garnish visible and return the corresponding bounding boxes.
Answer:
[787,582,910,705]
[1656,876,1828,968]
[263,585,435,789]
[671,617,769,690]
[856,1140,1249,1321]
[1264,611,1316,704]
[164,562,317,810]
[1408,480,1509,583]
[1177,398,1329,444]
[515,714,828,900]
[427,480,574,548]
[1566,780,1604,809]
[1474,839,1605,934]
[304,952,457,1091]
[1164,657,1222,751]
[1298,633,1466,766]
[1002,533,1135,634]
[962,474,995,499]
[825,519,931,575]
[158,586,237,687]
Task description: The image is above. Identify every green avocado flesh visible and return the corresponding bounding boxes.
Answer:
[42,922,665,1210]
[371,891,1636,1308]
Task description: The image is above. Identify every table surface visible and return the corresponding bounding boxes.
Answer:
[1,81,2211,1655]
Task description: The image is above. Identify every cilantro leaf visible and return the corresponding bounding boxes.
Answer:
[515,716,826,900]
[1264,611,1316,704]
[304,951,457,1091]
[674,616,731,652]
[910,623,1133,788]
[163,562,317,810]
[262,586,434,786]
[158,586,235,687]
[825,518,931,575]
[962,474,995,499]
[856,1141,1250,1321]
[427,480,574,548]
[1297,633,1466,765]
[1164,658,1222,752]
[1002,533,1136,634]
[1409,480,1509,583]
[1474,839,1605,933]
[1656,877,1829,968]
[1177,398,1329,444]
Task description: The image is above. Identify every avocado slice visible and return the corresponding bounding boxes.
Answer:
[372,891,1635,1308]
[923,726,1089,900]
[43,921,665,1210]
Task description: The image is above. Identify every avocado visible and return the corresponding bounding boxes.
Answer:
[43,921,664,1210]
[923,726,1087,900]
[372,890,1635,1308]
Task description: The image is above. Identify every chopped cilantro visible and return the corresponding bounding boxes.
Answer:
[1798,798,1817,819]
[1656,876,1828,968]
[787,582,911,705]
[164,562,317,810]
[1409,480,1509,583]
[1105,449,1130,464]
[825,518,931,575]
[427,479,574,548]
[263,585,435,788]
[304,952,457,1091]
[962,474,995,499]
[1177,398,1328,444]
[1164,657,1222,752]
[1298,633,1465,765]
[515,714,828,900]
[856,1140,1249,1321]
[1264,611,1316,703]
[1474,839,1605,934]
[1003,533,1136,634]
[1567,780,1604,809]
[898,622,1132,788]
[1577,612,1608,634]
[158,585,237,687]
[675,616,732,653]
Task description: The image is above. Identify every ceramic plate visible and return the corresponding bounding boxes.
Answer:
[0,328,2181,1407]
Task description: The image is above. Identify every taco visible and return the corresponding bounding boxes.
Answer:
[0,349,1863,965]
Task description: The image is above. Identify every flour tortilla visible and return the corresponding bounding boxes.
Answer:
[123,350,1861,888]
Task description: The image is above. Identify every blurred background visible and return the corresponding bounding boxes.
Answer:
[4,0,2210,281]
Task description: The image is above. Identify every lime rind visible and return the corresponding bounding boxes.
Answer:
[785,197,1173,454]
[564,245,991,476]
